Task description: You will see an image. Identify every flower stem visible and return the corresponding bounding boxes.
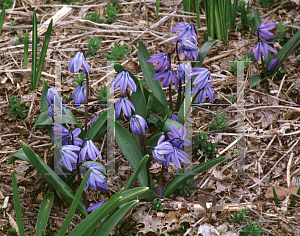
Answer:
[182,89,200,125]
[261,55,266,77]
[85,72,89,132]
[77,141,89,208]
[169,84,173,111]
[175,79,182,112]
[158,165,165,188]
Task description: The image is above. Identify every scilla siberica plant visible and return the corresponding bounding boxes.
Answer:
[9,19,227,234]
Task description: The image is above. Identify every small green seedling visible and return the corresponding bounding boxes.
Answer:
[105,43,132,62]
[96,85,108,103]
[9,96,29,119]
[274,21,287,44]
[240,220,266,236]
[86,37,102,57]
[84,12,104,25]
[73,73,85,88]
[230,52,253,75]
[192,132,207,155]
[105,5,118,23]
[230,207,248,224]
[207,109,231,131]
[152,199,163,212]
[203,142,218,159]
[109,0,119,7]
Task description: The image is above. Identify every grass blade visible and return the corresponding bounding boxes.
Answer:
[23,30,28,69]
[0,3,6,35]
[155,0,160,19]
[11,171,26,236]
[195,0,201,28]
[31,9,38,90]
[35,192,54,236]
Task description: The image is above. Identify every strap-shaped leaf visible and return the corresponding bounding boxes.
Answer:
[194,40,218,68]
[162,118,183,133]
[8,150,32,165]
[131,79,147,119]
[11,171,26,236]
[19,141,88,216]
[138,40,168,108]
[40,80,49,113]
[115,120,148,187]
[145,132,163,155]
[0,3,6,35]
[31,10,38,91]
[84,111,107,141]
[93,200,139,236]
[57,168,92,236]
[163,156,226,197]
[35,192,54,236]
[250,74,263,88]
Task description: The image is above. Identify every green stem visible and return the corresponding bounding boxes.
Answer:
[85,72,89,132]
[175,79,182,112]
[158,165,165,188]
[77,140,89,208]
[182,89,200,125]
[169,84,173,111]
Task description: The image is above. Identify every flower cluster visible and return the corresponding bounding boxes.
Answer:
[251,17,278,72]
[46,87,67,117]
[152,125,190,169]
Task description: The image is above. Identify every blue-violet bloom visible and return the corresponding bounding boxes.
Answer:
[192,68,212,92]
[167,125,191,150]
[46,87,60,106]
[52,123,83,146]
[170,114,179,122]
[130,115,148,135]
[68,51,90,74]
[197,82,213,104]
[153,69,179,90]
[114,70,136,94]
[250,41,277,61]
[146,53,171,72]
[256,17,276,40]
[72,84,86,105]
[84,164,109,192]
[59,145,81,171]
[267,58,278,72]
[80,139,102,162]
[87,201,105,213]
[177,63,192,81]
[152,135,174,166]
[48,104,66,117]
[171,22,198,42]
[115,97,135,117]
[164,147,189,169]
[178,37,198,61]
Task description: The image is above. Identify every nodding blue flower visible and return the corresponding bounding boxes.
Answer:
[192,68,212,92]
[59,145,81,171]
[170,114,179,122]
[177,63,192,81]
[267,58,278,72]
[171,22,198,42]
[115,97,135,117]
[87,201,105,213]
[48,104,67,117]
[153,69,179,90]
[52,123,83,146]
[146,53,171,72]
[164,147,190,169]
[84,164,109,192]
[47,87,67,117]
[80,139,102,162]
[196,82,213,104]
[114,70,137,94]
[178,37,198,61]
[167,125,191,150]
[250,41,277,61]
[68,51,90,74]
[89,116,99,128]
[130,115,148,135]
[152,135,175,166]
[256,17,276,40]
[72,84,86,105]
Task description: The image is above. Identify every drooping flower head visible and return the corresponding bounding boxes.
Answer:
[171,22,198,42]
[250,41,277,61]
[80,139,102,162]
[46,87,66,117]
[72,84,86,105]
[167,125,191,150]
[84,164,109,192]
[130,115,148,135]
[197,82,213,104]
[59,145,81,171]
[153,69,179,90]
[256,17,276,40]
[178,36,199,61]
[170,114,179,122]
[267,58,278,72]
[164,147,190,169]
[87,201,105,213]
[146,53,171,72]
[192,68,212,92]
[152,135,175,166]
[68,51,90,74]
[114,69,137,94]
[177,63,192,81]
[115,97,135,117]
[52,123,83,146]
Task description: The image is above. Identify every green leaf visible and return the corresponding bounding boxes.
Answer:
[249,74,263,88]
[93,200,139,236]
[12,171,26,236]
[138,189,158,201]
[19,141,88,216]
[35,192,54,236]
[124,155,149,191]
[273,187,279,205]
[23,30,28,69]
[163,156,226,197]
[8,150,32,165]
[118,187,149,205]
[145,132,163,155]
[162,118,183,133]
[131,79,147,119]
[115,121,148,187]
[155,0,160,19]
[58,168,92,236]
[138,40,168,108]
[194,40,218,68]
[31,9,38,91]
[40,79,49,113]
[84,111,107,141]
[0,3,6,35]
[254,9,261,30]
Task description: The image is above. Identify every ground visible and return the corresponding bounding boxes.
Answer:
[0,0,300,235]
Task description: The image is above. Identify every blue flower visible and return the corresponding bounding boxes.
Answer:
[267,58,278,72]
[177,63,192,81]
[178,37,198,61]
[130,115,148,135]
[171,22,198,42]
[167,125,191,150]
[115,97,135,117]
[197,82,213,104]
[153,69,179,90]
[84,164,109,192]
[87,201,105,213]
[152,135,175,166]
[72,84,86,105]
[250,41,277,61]
[146,53,171,72]
[46,87,66,117]
[192,68,212,92]
[89,116,99,128]
[48,104,67,117]
[59,145,81,171]
[68,51,90,74]
[80,139,102,162]
[256,17,276,40]
[114,70,137,94]
[52,123,83,146]
[164,147,189,169]
[170,114,179,122]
